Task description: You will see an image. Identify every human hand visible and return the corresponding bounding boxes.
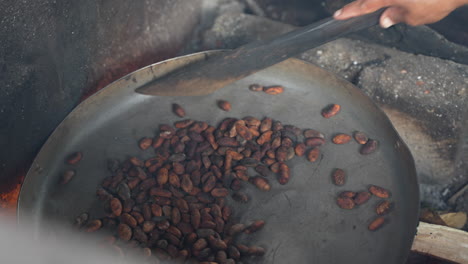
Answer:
[333,0,468,28]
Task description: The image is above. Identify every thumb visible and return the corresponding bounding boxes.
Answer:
[380,7,405,28]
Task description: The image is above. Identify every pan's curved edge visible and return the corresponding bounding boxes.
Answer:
[16,50,226,225]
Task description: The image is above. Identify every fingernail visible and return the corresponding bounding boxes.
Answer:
[381,17,394,28]
[333,9,342,18]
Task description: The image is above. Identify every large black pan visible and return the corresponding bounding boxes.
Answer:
[17,50,419,263]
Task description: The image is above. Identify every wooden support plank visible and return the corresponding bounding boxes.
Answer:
[412,222,468,264]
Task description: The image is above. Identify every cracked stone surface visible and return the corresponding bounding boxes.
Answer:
[200,12,468,210]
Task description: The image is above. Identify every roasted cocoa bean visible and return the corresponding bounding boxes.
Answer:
[263,85,284,95]
[156,168,169,186]
[208,235,227,250]
[172,103,186,117]
[307,148,320,162]
[369,185,390,198]
[278,163,290,185]
[353,131,368,144]
[175,198,190,213]
[336,197,355,209]
[109,198,122,217]
[253,165,268,177]
[331,169,346,186]
[376,200,393,215]
[305,137,326,147]
[354,191,371,205]
[151,204,163,217]
[339,191,357,198]
[217,137,239,147]
[157,220,170,230]
[121,213,138,228]
[248,246,266,256]
[143,220,156,233]
[171,207,181,225]
[85,219,102,232]
[66,152,82,165]
[244,220,265,234]
[60,170,75,184]
[131,211,145,224]
[294,143,306,157]
[321,104,341,118]
[216,250,228,263]
[368,217,385,231]
[211,188,229,198]
[276,146,288,162]
[202,175,217,193]
[257,131,272,145]
[174,119,194,129]
[332,134,352,144]
[227,246,241,260]
[181,174,194,193]
[193,238,208,251]
[360,139,378,155]
[118,223,132,241]
[150,187,172,198]
[134,227,148,243]
[222,206,232,222]
[190,121,209,133]
[249,176,271,191]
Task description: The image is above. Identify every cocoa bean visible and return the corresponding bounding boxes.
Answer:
[134,227,148,243]
[336,197,355,209]
[211,188,229,198]
[110,198,122,217]
[85,219,102,232]
[181,174,194,193]
[66,152,82,165]
[303,129,325,139]
[118,223,132,241]
[278,163,290,185]
[156,168,169,185]
[244,220,265,234]
[172,103,186,117]
[143,220,156,233]
[174,119,194,129]
[157,220,170,230]
[255,165,270,177]
[131,211,145,224]
[257,131,272,145]
[263,85,284,95]
[121,213,138,228]
[368,217,386,231]
[248,246,266,256]
[339,191,356,198]
[294,143,306,157]
[193,238,208,251]
[331,169,346,186]
[354,191,371,205]
[305,137,326,147]
[321,104,341,118]
[172,207,181,225]
[353,131,368,144]
[208,235,227,250]
[249,176,271,191]
[151,204,163,217]
[360,139,378,155]
[376,200,393,215]
[60,170,75,184]
[369,185,390,198]
[307,148,320,162]
[332,134,352,144]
